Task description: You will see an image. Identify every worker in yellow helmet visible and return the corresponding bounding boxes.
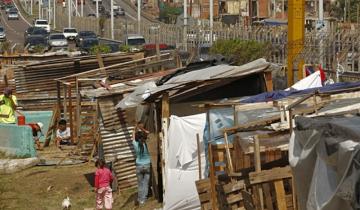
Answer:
[0,87,18,124]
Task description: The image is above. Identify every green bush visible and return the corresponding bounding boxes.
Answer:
[120,45,130,52]
[32,45,46,53]
[90,44,111,54]
[0,41,10,53]
[210,39,271,65]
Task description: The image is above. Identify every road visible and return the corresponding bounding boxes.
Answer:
[0,8,31,47]
[0,0,157,47]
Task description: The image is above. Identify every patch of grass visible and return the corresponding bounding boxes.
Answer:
[0,151,29,159]
[0,164,161,209]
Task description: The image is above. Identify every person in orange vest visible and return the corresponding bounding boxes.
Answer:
[27,122,44,150]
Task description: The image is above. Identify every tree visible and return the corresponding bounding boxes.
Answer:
[330,0,360,22]
[210,39,271,65]
[90,44,111,54]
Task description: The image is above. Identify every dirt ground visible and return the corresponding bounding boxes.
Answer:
[0,164,162,210]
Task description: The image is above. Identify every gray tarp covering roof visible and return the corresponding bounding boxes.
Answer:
[290,115,360,210]
[144,58,273,102]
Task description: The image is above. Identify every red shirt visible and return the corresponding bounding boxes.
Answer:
[95,167,113,188]
[27,123,39,137]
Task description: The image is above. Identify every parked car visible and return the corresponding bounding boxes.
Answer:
[0,27,6,41]
[25,35,48,53]
[8,11,19,20]
[114,7,125,17]
[79,37,99,53]
[34,19,50,32]
[126,34,146,52]
[87,13,96,17]
[9,7,17,13]
[48,33,68,48]
[24,26,36,39]
[25,27,49,41]
[4,4,13,13]
[75,31,97,46]
[92,0,102,4]
[63,28,78,40]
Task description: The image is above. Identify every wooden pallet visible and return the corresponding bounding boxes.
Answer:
[196,178,212,210]
[243,166,296,210]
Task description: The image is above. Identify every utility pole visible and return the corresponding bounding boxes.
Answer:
[38,0,41,19]
[68,0,71,27]
[75,0,78,16]
[183,0,187,51]
[137,0,141,34]
[318,0,324,67]
[111,0,114,39]
[96,0,99,18]
[30,0,33,15]
[53,0,56,29]
[81,0,83,16]
[210,0,213,45]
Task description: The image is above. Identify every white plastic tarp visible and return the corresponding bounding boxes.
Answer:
[164,114,207,210]
[115,81,156,109]
[286,71,322,91]
[289,116,360,210]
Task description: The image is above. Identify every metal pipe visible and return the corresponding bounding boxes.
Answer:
[210,0,213,45]
[39,0,41,19]
[81,0,83,16]
[111,0,114,39]
[137,0,141,34]
[68,0,71,27]
[96,0,99,17]
[53,0,56,29]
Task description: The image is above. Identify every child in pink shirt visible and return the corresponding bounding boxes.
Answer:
[95,159,113,210]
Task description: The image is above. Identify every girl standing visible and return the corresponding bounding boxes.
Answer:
[132,122,151,205]
[95,159,113,210]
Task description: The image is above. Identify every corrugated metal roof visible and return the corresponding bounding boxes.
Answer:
[145,58,272,101]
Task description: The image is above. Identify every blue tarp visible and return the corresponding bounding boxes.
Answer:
[241,82,360,103]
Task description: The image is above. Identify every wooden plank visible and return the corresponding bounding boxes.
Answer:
[226,193,242,205]
[274,180,287,210]
[249,166,292,185]
[209,144,218,210]
[241,190,255,210]
[199,192,211,203]
[253,135,263,210]
[262,183,274,210]
[222,180,245,194]
[224,131,234,174]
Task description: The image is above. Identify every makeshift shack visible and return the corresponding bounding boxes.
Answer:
[122,58,279,207]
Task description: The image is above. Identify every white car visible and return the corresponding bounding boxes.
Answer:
[63,28,78,40]
[8,11,19,20]
[34,19,50,32]
[48,33,68,48]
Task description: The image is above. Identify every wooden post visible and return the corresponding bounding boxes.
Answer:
[161,92,170,202]
[63,84,67,120]
[223,131,234,173]
[68,83,74,144]
[76,77,81,142]
[254,135,264,210]
[3,75,8,87]
[56,81,61,112]
[196,133,202,179]
[264,71,273,91]
[208,144,218,210]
